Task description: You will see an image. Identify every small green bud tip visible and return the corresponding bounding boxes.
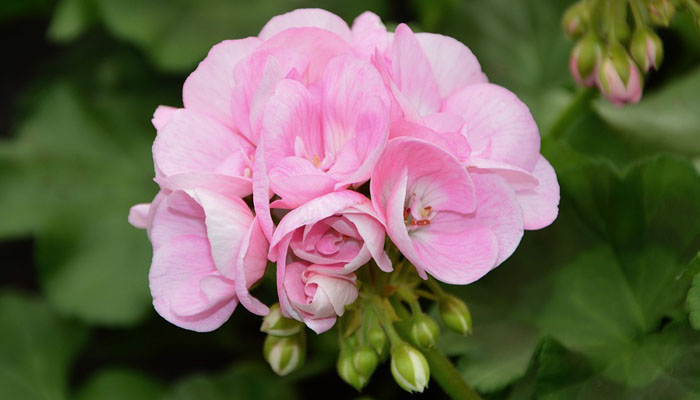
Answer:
[260,303,302,337]
[648,0,675,27]
[630,28,663,72]
[562,2,588,38]
[439,295,472,335]
[338,348,367,391]
[390,342,430,393]
[410,314,440,350]
[352,345,380,379]
[367,315,388,356]
[263,334,305,376]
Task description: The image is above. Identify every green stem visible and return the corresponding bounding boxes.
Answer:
[548,87,597,140]
[628,0,647,27]
[389,297,483,400]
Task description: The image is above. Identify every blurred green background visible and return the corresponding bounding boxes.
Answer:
[1,0,700,399]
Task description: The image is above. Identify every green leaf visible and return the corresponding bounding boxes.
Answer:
[536,322,700,399]
[594,67,700,157]
[0,47,167,325]
[76,369,164,400]
[91,0,389,72]
[47,0,99,43]
[160,363,299,400]
[686,255,700,330]
[0,292,88,400]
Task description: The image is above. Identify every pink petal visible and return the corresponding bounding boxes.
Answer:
[268,157,337,208]
[370,137,476,222]
[234,218,270,315]
[161,173,252,199]
[392,24,441,116]
[149,191,206,251]
[343,212,392,272]
[152,106,178,130]
[442,83,540,171]
[467,158,538,191]
[128,203,151,229]
[259,8,352,41]
[304,317,337,334]
[150,235,237,332]
[153,109,252,179]
[351,11,389,59]
[252,139,275,242]
[182,38,261,129]
[517,155,560,230]
[415,32,487,97]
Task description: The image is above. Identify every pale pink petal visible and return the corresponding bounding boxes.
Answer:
[252,140,275,242]
[415,32,487,97]
[462,173,524,265]
[351,11,389,59]
[149,191,206,250]
[516,155,560,230]
[150,235,237,332]
[153,109,252,179]
[259,8,352,41]
[344,212,392,272]
[392,24,441,116]
[467,158,538,191]
[268,157,337,208]
[442,83,540,171]
[304,316,337,334]
[161,173,252,199]
[182,38,261,128]
[128,203,151,229]
[152,106,178,130]
[234,218,270,315]
[370,137,476,222]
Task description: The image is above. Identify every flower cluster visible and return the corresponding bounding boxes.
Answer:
[129,9,559,341]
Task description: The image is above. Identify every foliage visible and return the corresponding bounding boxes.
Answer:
[1,0,698,398]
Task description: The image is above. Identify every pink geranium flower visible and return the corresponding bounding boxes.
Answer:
[133,189,268,331]
[269,190,391,332]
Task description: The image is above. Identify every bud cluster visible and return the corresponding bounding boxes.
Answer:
[562,0,697,106]
[261,304,306,376]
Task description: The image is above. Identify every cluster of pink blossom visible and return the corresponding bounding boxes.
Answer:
[129,9,559,334]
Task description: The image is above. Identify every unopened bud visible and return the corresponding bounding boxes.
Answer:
[352,345,380,380]
[562,2,588,38]
[597,43,643,106]
[337,347,367,390]
[569,33,603,87]
[263,333,305,376]
[439,295,472,335]
[261,303,303,337]
[648,0,675,26]
[410,314,440,350]
[630,27,664,71]
[390,342,430,393]
[367,312,387,357]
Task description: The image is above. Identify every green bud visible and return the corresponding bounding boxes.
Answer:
[352,345,380,380]
[263,333,305,376]
[337,347,367,390]
[630,27,663,72]
[570,32,603,87]
[260,303,302,337]
[410,314,440,350]
[367,312,388,357]
[438,295,472,335]
[562,1,588,38]
[390,342,430,393]
[648,0,675,27]
[600,42,633,87]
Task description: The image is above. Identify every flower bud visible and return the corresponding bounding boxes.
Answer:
[367,312,388,357]
[648,0,675,27]
[438,295,472,335]
[630,27,664,72]
[260,303,303,337]
[410,314,440,350]
[263,334,305,376]
[569,33,603,87]
[390,342,430,393]
[562,2,588,38]
[337,347,367,390]
[352,345,380,380]
[597,43,643,106]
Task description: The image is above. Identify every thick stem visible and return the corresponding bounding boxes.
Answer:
[390,297,483,400]
[548,87,597,140]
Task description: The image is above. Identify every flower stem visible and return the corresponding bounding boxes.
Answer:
[389,297,483,400]
[548,87,597,140]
